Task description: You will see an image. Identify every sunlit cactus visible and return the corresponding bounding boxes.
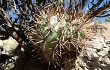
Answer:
[27,6,86,69]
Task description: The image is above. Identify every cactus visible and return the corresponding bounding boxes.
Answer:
[27,9,86,69]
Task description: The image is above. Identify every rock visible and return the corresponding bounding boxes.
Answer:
[0,40,3,47]
[0,37,19,70]
[74,36,110,70]
[0,37,18,54]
